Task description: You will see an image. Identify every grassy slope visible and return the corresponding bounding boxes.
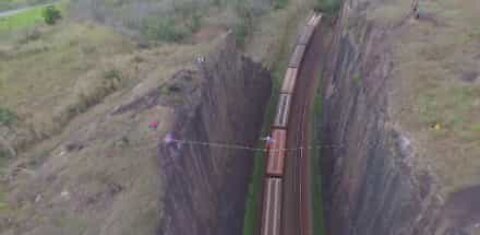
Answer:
[0,23,134,142]
[0,21,133,223]
[0,17,220,235]
[373,0,480,194]
[0,24,131,109]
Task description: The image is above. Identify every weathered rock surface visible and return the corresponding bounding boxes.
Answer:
[158,35,272,235]
[319,1,444,235]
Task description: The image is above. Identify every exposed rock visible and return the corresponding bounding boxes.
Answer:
[319,1,443,235]
[158,34,272,235]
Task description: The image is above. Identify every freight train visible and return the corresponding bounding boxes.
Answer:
[260,12,322,235]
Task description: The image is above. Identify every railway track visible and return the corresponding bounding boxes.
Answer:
[260,12,322,235]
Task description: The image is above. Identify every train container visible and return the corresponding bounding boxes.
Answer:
[297,25,315,45]
[281,68,298,94]
[273,94,292,129]
[261,178,283,235]
[289,45,306,68]
[266,129,287,177]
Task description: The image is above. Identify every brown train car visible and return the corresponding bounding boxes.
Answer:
[308,14,322,26]
[266,129,287,177]
[281,68,298,94]
[273,94,292,129]
[297,25,315,45]
[261,178,283,235]
[289,45,306,68]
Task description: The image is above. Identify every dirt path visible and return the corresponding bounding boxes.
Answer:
[282,22,324,235]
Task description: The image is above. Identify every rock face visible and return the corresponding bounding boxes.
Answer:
[319,2,443,235]
[158,36,272,235]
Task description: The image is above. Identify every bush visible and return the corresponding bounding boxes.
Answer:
[142,17,188,42]
[274,0,288,10]
[103,69,122,81]
[233,3,255,46]
[42,6,62,25]
[315,0,341,16]
[187,13,202,33]
[0,108,17,126]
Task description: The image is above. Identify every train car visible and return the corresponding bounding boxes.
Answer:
[260,12,323,235]
[281,68,298,94]
[297,25,315,45]
[273,94,292,129]
[261,178,283,235]
[266,129,287,177]
[289,45,306,68]
[308,14,322,26]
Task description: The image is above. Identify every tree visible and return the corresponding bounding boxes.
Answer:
[42,6,62,25]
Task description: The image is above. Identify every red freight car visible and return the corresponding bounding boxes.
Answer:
[289,45,306,68]
[261,178,283,235]
[273,94,292,129]
[266,129,287,177]
[281,68,298,94]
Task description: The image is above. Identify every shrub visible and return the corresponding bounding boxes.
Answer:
[274,0,288,10]
[188,13,202,33]
[315,0,341,16]
[0,108,16,126]
[42,6,62,25]
[233,3,255,46]
[142,17,188,42]
[103,69,122,81]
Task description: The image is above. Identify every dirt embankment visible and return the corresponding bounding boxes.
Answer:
[157,35,272,235]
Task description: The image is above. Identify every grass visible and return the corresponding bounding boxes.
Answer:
[0,1,66,39]
[0,22,134,150]
[0,5,44,35]
[0,19,220,232]
[0,0,54,11]
[311,77,326,235]
[0,107,17,126]
[352,74,362,86]
[274,0,289,10]
[314,0,341,17]
[387,0,480,194]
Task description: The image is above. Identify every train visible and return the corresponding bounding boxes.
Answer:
[260,12,322,235]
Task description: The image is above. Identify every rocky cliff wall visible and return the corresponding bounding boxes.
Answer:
[158,35,272,235]
[319,1,443,235]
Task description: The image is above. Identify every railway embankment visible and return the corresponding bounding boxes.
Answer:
[158,34,272,235]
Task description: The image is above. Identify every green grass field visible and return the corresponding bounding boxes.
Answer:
[387,0,480,194]
[0,6,44,34]
[0,2,64,37]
